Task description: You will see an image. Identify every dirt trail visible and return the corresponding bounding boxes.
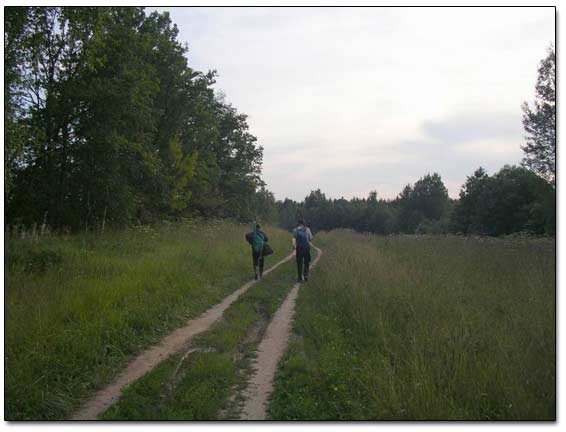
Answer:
[239,246,322,420]
[71,251,296,420]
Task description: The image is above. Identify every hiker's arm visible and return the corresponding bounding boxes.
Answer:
[292,229,296,249]
[263,232,269,242]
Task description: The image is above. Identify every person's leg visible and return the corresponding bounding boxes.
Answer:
[296,248,303,281]
[252,250,259,280]
[259,255,264,278]
[303,247,311,280]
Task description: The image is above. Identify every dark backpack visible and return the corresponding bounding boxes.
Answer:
[295,227,309,248]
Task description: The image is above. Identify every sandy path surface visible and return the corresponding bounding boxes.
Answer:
[239,246,322,420]
[71,251,295,420]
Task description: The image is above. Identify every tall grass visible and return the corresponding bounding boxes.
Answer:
[5,220,290,420]
[269,230,555,420]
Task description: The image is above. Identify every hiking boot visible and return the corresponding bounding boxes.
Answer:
[303,276,308,282]
[254,273,258,280]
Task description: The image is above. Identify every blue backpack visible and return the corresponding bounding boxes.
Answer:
[296,227,309,248]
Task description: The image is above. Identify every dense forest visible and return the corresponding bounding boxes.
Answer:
[4,7,555,237]
[5,7,266,230]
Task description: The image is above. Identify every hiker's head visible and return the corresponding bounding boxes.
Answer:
[297,219,305,226]
[256,223,261,230]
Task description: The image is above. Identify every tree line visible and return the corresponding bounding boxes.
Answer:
[269,165,554,237]
[5,7,267,231]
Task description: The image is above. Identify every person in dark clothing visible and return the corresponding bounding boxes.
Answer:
[245,223,268,280]
[292,219,313,282]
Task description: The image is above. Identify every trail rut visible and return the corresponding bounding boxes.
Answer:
[71,251,295,420]
[239,246,322,420]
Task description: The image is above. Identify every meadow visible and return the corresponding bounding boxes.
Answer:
[5,224,555,420]
[269,230,555,420]
[4,220,290,420]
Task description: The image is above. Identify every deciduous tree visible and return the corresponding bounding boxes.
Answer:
[522,45,555,185]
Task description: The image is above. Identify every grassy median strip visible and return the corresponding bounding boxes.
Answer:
[5,221,290,420]
[268,230,555,420]
[100,253,304,420]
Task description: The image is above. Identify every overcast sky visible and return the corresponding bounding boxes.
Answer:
[154,6,554,201]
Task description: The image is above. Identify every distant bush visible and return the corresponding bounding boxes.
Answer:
[415,218,450,235]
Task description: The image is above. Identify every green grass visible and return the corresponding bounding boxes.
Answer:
[8,225,554,420]
[101,255,305,420]
[4,220,290,420]
[99,351,237,420]
[268,231,555,420]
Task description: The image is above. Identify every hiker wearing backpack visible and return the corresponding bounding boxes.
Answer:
[245,223,269,280]
[293,219,313,282]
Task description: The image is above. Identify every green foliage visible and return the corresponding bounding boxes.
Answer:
[276,198,302,231]
[452,167,489,233]
[522,45,555,185]
[453,165,555,236]
[4,7,29,203]
[4,221,290,420]
[167,135,198,212]
[269,231,555,420]
[397,173,450,233]
[279,174,449,235]
[253,186,278,225]
[275,166,553,238]
[5,7,267,230]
